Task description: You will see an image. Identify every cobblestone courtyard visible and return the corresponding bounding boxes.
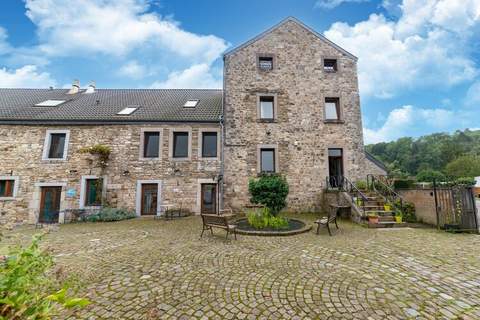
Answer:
[2,215,480,319]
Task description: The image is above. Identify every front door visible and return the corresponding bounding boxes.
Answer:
[201,184,217,214]
[39,186,62,223]
[141,184,158,215]
[328,148,344,188]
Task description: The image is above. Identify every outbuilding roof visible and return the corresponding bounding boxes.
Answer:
[0,88,222,124]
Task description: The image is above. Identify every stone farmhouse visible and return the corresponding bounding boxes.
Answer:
[0,17,385,226]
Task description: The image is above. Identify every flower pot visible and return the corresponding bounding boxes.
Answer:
[384,205,391,212]
[368,216,379,224]
[395,216,402,223]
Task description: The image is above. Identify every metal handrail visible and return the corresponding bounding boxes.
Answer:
[326,176,369,217]
[367,174,404,212]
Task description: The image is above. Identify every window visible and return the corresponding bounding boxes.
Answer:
[201,132,218,158]
[184,100,199,108]
[258,56,273,71]
[325,98,340,121]
[34,100,66,107]
[117,106,138,115]
[0,179,14,197]
[259,96,274,120]
[173,132,189,158]
[143,132,160,158]
[260,148,276,173]
[47,133,67,159]
[85,178,103,206]
[324,59,338,72]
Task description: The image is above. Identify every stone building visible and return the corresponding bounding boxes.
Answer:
[0,17,385,226]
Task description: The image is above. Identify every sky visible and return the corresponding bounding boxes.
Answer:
[0,0,479,144]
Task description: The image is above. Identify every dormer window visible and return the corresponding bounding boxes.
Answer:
[258,56,274,71]
[324,59,338,72]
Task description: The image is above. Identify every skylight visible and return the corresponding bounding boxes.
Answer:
[117,107,139,115]
[184,100,199,108]
[34,100,66,107]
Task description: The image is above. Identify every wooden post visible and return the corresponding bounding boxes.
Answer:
[433,179,440,230]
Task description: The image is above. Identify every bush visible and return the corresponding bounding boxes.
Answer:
[248,174,289,215]
[394,199,416,222]
[393,179,415,189]
[0,235,89,319]
[455,177,476,186]
[354,180,367,190]
[416,169,446,182]
[85,207,135,222]
[246,208,289,230]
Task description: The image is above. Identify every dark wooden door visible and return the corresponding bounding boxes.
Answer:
[39,186,62,223]
[328,149,344,188]
[141,184,158,215]
[201,184,217,214]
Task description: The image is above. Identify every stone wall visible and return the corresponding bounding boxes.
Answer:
[223,19,372,212]
[0,124,220,227]
[364,158,387,176]
[397,189,437,225]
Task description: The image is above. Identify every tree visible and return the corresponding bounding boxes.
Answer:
[445,155,480,178]
[416,169,446,182]
[248,174,289,215]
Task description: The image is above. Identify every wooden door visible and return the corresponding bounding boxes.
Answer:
[201,184,217,214]
[39,186,62,223]
[328,148,344,188]
[141,184,158,215]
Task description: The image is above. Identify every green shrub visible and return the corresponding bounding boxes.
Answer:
[354,180,367,190]
[0,235,89,319]
[248,174,289,215]
[455,177,476,186]
[416,169,446,182]
[394,199,416,222]
[246,208,289,230]
[85,207,135,222]
[393,179,415,189]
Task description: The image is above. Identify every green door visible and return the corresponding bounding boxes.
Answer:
[39,186,62,223]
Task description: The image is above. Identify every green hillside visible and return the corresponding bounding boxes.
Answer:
[365,129,480,180]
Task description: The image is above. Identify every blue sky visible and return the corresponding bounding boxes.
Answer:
[0,0,479,144]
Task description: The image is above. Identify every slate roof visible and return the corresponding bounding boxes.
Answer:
[0,88,222,124]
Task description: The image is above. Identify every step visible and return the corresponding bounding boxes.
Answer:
[368,221,407,228]
[365,210,395,215]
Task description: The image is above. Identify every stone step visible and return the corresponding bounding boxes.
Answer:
[368,221,407,228]
[365,210,395,216]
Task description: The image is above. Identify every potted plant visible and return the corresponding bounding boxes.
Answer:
[384,202,392,212]
[368,213,379,224]
[395,211,403,223]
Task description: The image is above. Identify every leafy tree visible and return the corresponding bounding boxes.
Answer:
[445,155,480,178]
[248,174,289,215]
[416,169,446,182]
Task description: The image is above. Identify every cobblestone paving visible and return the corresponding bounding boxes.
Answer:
[2,215,480,319]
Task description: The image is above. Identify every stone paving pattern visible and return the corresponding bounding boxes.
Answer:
[2,215,480,319]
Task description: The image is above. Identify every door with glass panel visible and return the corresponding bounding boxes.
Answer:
[39,186,62,223]
[141,184,158,215]
[201,184,217,214]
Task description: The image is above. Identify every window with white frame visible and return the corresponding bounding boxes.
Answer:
[325,97,341,121]
[85,178,103,206]
[142,131,160,158]
[260,148,276,173]
[259,95,275,120]
[0,178,16,198]
[43,130,70,160]
[201,132,218,158]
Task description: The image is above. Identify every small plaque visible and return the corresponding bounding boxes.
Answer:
[66,189,76,197]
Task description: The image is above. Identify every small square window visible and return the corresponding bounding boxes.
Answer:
[85,178,103,206]
[0,180,14,197]
[325,98,340,121]
[260,148,276,173]
[324,59,337,72]
[48,133,67,159]
[173,132,189,158]
[143,132,160,158]
[202,132,218,158]
[259,96,274,120]
[258,56,273,71]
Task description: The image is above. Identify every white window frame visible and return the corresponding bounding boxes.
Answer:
[257,93,277,121]
[135,180,162,217]
[0,176,20,200]
[139,128,163,161]
[79,175,107,209]
[198,128,220,160]
[33,182,67,224]
[169,128,192,161]
[42,129,70,161]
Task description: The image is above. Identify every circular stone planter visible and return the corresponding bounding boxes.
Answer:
[235,218,312,236]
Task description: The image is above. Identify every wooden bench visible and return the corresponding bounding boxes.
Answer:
[315,205,339,236]
[200,214,237,240]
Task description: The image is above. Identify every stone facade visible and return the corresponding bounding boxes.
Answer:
[223,19,372,212]
[0,124,220,226]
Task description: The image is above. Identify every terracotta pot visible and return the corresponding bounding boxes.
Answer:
[368,216,379,224]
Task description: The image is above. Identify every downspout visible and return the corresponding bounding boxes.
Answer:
[219,55,226,212]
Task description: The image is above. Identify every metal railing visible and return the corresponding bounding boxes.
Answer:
[326,175,369,217]
[367,174,403,212]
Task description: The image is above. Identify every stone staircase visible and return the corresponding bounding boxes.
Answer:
[357,189,406,228]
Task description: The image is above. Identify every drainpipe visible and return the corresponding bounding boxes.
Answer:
[219,56,226,212]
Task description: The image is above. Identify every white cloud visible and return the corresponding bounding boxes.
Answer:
[0,27,11,55]
[363,105,457,143]
[315,0,369,9]
[150,64,221,89]
[25,0,228,65]
[324,0,480,98]
[118,60,148,79]
[0,65,55,88]
[465,81,480,106]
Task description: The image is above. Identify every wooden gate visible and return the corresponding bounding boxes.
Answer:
[434,183,478,232]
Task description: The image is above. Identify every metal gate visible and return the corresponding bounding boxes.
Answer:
[434,182,478,232]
